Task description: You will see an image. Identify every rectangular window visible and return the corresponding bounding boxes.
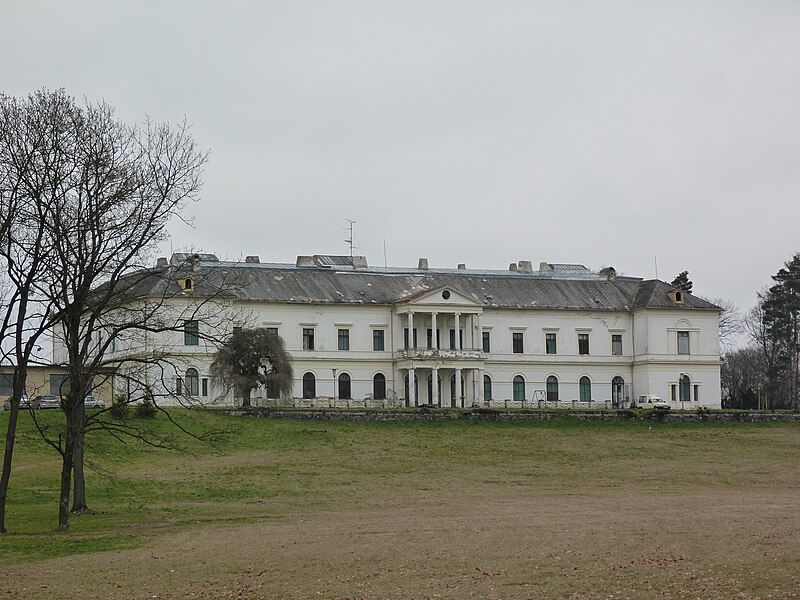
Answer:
[302,328,315,350]
[266,327,279,336]
[482,331,490,353]
[512,332,524,354]
[176,377,183,395]
[670,385,677,402]
[184,320,199,345]
[694,385,699,403]
[427,328,433,349]
[545,333,557,355]
[578,333,590,355]
[373,329,385,351]
[50,374,70,397]
[449,329,456,350]
[338,328,350,351]
[202,378,208,397]
[404,328,418,349]
[677,331,690,354]
[0,374,12,395]
[612,334,623,356]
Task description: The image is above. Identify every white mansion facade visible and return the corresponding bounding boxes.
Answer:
[92,253,722,409]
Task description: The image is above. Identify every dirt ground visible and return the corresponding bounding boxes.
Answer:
[4,487,799,600]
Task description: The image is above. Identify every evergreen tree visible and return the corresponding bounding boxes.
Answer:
[761,254,800,409]
[670,271,693,294]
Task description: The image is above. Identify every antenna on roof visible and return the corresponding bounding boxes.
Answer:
[344,218,357,257]
[654,255,658,279]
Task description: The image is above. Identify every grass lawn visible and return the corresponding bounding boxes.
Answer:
[0,409,799,599]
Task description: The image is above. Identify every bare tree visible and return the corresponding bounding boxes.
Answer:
[699,296,742,350]
[1,89,209,530]
[0,92,65,533]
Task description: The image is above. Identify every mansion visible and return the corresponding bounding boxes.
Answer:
[93,253,722,409]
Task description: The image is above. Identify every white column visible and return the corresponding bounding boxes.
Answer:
[407,311,414,349]
[431,312,438,348]
[408,367,416,406]
[432,366,439,406]
[455,367,462,408]
[454,313,461,349]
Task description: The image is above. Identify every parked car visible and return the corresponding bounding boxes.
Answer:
[3,395,31,410]
[84,395,106,409]
[636,394,671,410]
[31,395,61,409]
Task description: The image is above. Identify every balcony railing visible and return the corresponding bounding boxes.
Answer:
[396,347,483,361]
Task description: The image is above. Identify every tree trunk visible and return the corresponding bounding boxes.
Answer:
[0,371,27,534]
[242,389,251,407]
[58,406,81,530]
[58,434,74,531]
[71,411,88,513]
[0,399,21,534]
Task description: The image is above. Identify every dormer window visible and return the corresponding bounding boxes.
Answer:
[667,289,685,304]
[180,276,194,291]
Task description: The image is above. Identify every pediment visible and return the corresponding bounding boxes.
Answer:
[396,285,484,309]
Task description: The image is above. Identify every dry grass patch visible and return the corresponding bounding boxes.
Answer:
[1,414,798,599]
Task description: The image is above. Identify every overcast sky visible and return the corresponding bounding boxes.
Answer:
[3,0,799,323]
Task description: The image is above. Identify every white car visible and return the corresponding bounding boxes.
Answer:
[3,395,31,410]
[84,395,106,409]
[637,395,671,410]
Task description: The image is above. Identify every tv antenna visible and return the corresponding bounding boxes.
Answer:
[344,219,357,257]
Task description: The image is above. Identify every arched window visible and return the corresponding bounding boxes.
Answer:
[546,376,559,402]
[483,374,493,402]
[612,376,625,407]
[338,373,351,400]
[185,368,199,396]
[450,373,466,406]
[373,373,386,400]
[679,374,691,403]
[513,375,525,401]
[579,376,591,402]
[302,372,316,399]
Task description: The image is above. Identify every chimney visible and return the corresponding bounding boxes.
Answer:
[600,266,617,281]
[539,262,554,272]
[509,263,518,272]
[352,256,368,269]
[245,255,260,263]
[518,260,533,273]
[191,254,201,272]
[457,263,466,270]
[296,255,315,267]
[156,257,168,268]
[418,258,429,270]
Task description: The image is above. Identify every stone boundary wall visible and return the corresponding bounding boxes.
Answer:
[223,407,800,423]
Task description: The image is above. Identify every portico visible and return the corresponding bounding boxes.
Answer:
[394,286,486,407]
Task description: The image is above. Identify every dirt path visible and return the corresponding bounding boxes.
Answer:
[4,488,798,599]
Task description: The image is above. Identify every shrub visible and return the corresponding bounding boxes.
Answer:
[110,394,130,420]
[134,399,157,419]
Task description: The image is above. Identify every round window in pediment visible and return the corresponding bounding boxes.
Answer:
[442,290,451,300]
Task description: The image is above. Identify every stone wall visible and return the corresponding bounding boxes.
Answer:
[223,407,800,423]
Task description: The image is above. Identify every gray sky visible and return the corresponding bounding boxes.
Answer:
[3,0,799,326]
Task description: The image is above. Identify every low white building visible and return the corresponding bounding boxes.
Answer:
[92,253,722,409]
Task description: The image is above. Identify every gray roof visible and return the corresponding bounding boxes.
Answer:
[130,254,720,312]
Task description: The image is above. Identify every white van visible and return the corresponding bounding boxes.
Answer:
[636,395,671,410]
